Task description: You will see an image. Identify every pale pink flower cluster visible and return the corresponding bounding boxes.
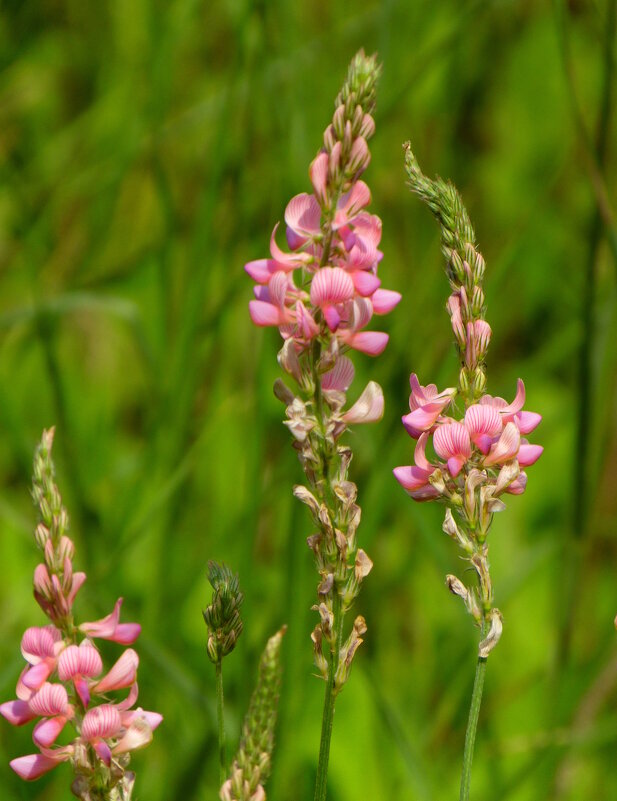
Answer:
[1,557,161,782]
[246,110,401,363]
[394,374,543,500]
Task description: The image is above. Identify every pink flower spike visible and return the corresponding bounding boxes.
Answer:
[433,423,472,477]
[309,151,329,205]
[284,193,321,238]
[517,443,544,467]
[342,381,384,425]
[515,411,542,434]
[93,649,139,693]
[321,356,355,392]
[10,752,67,781]
[0,700,37,726]
[484,422,520,466]
[79,598,141,644]
[371,288,401,315]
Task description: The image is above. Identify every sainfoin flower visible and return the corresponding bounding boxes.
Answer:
[1,429,162,798]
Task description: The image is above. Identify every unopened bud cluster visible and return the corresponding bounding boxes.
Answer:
[395,149,544,656]
[220,627,285,801]
[1,430,161,798]
[203,562,244,664]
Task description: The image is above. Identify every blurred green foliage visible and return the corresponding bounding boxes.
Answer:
[0,1,616,800]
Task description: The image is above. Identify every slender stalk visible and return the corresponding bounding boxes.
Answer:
[216,659,226,786]
[459,635,488,801]
[314,593,344,801]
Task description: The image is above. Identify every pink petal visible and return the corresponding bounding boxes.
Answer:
[82,705,122,740]
[484,422,520,466]
[33,715,68,747]
[334,181,371,227]
[245,259,276,284]
[0,699,37,726]
[93,739,113,766]
[269,223,310,267]
[515,411,542,434]
[93,649,139,693]
[351,270,381,296]
[310,267,355,307]
[343,331,388,356]
[371,289,401,315]
[321,356,355,391]
[506,472,528,494]
[295,301,320,340]
[309,152,329,204]
[249,300,284,327]
[68,572,87,605]
[500,379,526,416]
[403,404,449,438]
[517,444,543,467]
[342,381,384,424]
[284,193,321,237]
[433,423,472,462]
[464,405,502,441]
[10,753,63,780]
[21,626,61,664]
[22,662,53,691]
[323,305,342,331]
[447,456,466,477]
[28,683,70,718]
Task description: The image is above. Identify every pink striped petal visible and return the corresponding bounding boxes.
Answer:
[310,152,329,204]
[21,626,61,664]
[347,297,373,331]
[500,379,526,416]
[82,705,122,741]
[284,193,321,237]
[80,598,141,644]
[68,572,87,605]
[433,423,472,465]
[334,181,371,227]
[269,223,310,267]
[94,649,139,693]
[517,444,543,467]
[0,699,36,726]
[484,422,520,466]
[464,405,502,448]
[353,213,382,247]
[342,381,384,424]
[28,684,70,718]
[310,267,355,307]
[295,301,320,340]
[371,289,401,314]
[321,356,355,391]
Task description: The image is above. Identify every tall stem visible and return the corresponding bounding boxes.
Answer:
[459,645,488,801]
[314,592,344,801]
[215,659,226,786]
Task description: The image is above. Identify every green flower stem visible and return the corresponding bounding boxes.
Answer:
[314,593,345,801]
[459,629,488,801]
[216,659,226,787]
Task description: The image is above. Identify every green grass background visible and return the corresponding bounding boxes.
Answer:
[1,1,616,799]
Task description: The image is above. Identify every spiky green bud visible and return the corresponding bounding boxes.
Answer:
[203,562,244,663]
